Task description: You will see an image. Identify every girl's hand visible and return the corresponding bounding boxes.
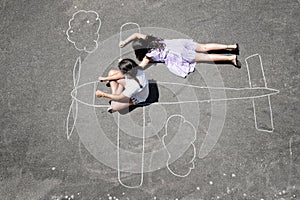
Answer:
[119,41,126,48]
[96,90,105,98]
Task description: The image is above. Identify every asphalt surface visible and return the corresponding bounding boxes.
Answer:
[0,0,299,199]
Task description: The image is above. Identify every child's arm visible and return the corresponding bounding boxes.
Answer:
[119,33,147,47]
[139,57,150,69]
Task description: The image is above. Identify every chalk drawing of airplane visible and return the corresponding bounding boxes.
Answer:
[66,22,279,188]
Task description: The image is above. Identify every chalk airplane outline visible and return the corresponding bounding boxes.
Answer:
[66,21,279,188]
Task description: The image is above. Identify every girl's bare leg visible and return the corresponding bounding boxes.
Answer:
[106,69,122,92]
[105,69,124,83]
[195,43,237,52]
[109,77,133,111]
[195,53,237,65]
[110,101,133,111]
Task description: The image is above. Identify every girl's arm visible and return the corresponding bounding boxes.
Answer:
[119,33,147,47]
[138,56,150,69]
[98,71,125,82]
[96,90,129,102]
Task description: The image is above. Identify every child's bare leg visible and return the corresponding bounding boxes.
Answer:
[110,101,133,111]
[112,79,125,94]
[109,79,132,111]
[195,53,237,65]
[105,69,124,82]
[195,43,237,52]
[106,69,123,93]
[109,80,118,94]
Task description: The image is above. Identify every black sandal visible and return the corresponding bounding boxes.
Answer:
[232,43,239,55]
[107,107,115,113]
[105,81,111,87]
[233,56,242,68]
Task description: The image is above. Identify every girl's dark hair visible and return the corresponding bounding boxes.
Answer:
[132,35,165,61]
[118,58,143,88]
[118,58,138,74]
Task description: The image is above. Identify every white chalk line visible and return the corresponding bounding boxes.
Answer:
[162,114,197,177]
[288,136,294,189]
[287,135,299,191]
[66,56,81,140]
[117,23,143,188]
[70,80,279,108]
[66,10,102,54]
[245,54,278,133]
[119,22,141,60]
[117,106,145,188]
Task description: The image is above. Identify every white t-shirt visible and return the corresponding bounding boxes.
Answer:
[122,69,149,104]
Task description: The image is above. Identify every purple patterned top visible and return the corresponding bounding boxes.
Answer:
[146,39,197,78]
